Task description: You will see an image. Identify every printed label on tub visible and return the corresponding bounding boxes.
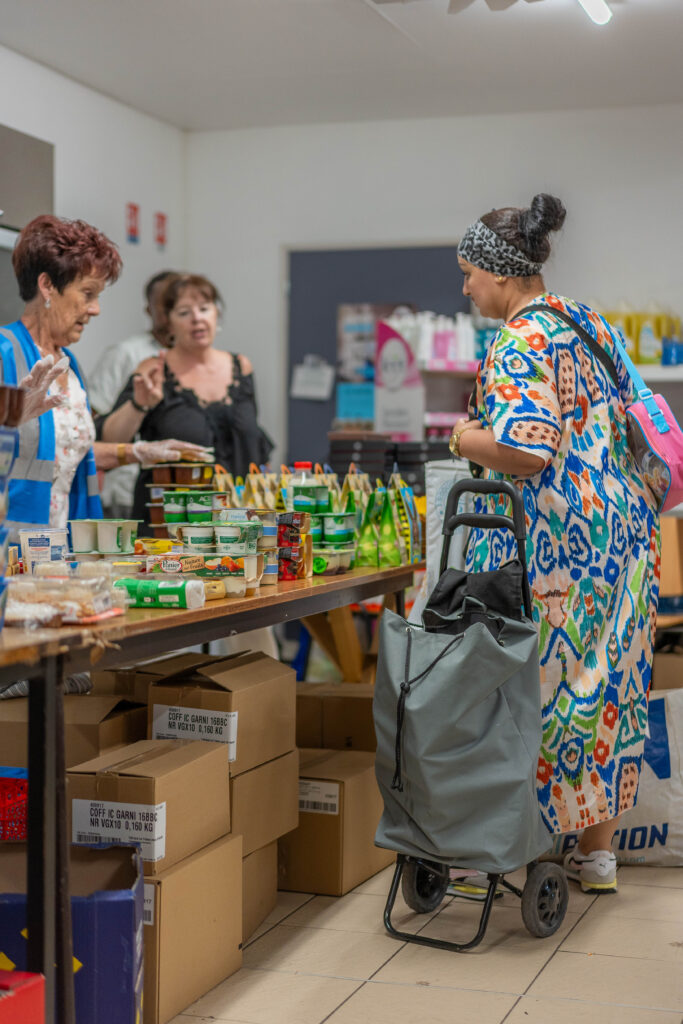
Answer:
[72,799,167,861]
[152,704,238,759]
[143,883,155,926]
[298,780,340,815]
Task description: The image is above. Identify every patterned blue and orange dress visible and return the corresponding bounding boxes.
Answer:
[465,293,660,835]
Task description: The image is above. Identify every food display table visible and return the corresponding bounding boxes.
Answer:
[0,564,418,1024]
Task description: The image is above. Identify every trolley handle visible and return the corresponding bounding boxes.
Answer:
[445,512,516,535]
[443,478,526,543]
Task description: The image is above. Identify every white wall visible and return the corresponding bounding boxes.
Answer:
[0,44,186,379]
[186,103,683,457]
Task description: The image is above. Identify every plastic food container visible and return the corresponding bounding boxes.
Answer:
[69,521,99,555]
[152,465,173,484]
[308,516,323,543]
[211,492,231,510]
[214,521,262,554]
[312,544,355,575]
[181,524,215,551]
[260,548,278,585]
[322,513,356,545]
[147,502,165,524]
[186,492,215,522]
[173,464,214,485]
[19,528,69,575]
[163,491,188,523]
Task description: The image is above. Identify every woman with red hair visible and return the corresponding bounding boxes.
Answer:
[0,215,206,529]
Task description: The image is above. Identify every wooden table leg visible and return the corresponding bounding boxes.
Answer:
[54,659,76,1024]
[299,614,343,674]
[328,607,363,682]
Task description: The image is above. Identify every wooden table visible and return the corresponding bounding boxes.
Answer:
[0,564,418,1024]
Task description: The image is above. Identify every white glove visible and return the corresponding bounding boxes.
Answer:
[131,439,213,465]
[18,355,70,424]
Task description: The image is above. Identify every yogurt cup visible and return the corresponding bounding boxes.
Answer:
[181,524,215,551]
[163,491,188,523]
[96,520,126,554]
[322,513,356,545]
[214,521,262,554]
[174,464,213,485]
[69,519,99,552]
[256,525,278,549]
[120,520,140,553]
[186,492,215,522]
[211,492,231,510]
[308,516,323,543]
[260,548,278,585]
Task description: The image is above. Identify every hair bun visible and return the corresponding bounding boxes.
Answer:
[521,194,566,241]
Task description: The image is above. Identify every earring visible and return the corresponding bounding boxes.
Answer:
[495,276,505,283]
[45,298,51,309]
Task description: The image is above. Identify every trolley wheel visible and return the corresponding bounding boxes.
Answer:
[521,862,568,938]
[401,859,449,914]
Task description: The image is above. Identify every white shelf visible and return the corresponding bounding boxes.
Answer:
[418,360,683,383]
[636,365,683,383]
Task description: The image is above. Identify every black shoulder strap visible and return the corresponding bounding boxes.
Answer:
[514,303,619,390]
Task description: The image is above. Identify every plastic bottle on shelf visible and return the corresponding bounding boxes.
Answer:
[605,306,638,362]
[287,462,318,513]
[636,309,664,365]
[455,313,475,363]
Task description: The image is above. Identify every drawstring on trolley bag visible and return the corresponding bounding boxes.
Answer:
[391,627,462,792]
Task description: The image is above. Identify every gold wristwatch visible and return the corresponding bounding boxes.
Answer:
[449,429,464,458]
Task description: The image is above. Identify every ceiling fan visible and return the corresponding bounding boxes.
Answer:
[372,0,614,26]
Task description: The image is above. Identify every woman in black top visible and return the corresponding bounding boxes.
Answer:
[99,273,272,527]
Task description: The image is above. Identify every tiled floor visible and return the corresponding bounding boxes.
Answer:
[171,864,683,1024]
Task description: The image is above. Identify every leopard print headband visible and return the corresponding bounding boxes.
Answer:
[458,220,543,277]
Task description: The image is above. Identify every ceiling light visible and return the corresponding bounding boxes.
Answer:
[576,0,612,25]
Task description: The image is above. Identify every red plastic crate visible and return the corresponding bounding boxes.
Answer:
[0,970,44,1024]
[0,776,28,841]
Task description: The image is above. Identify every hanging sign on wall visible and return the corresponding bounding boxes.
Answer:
[154,212,167,249]
[126,202,140,244]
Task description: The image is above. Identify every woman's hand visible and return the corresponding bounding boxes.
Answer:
[131,438,213,465]
[18,354,70,423]
[132,355,165,411]
[452,417,483,436]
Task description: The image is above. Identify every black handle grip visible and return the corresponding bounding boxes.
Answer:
[445,512,516,535]
[443,478,526,542]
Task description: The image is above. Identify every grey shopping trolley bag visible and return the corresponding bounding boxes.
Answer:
[374,479,560,951]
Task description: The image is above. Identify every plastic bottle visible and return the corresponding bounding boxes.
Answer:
[288,462,318,513]
[636,309,664,365]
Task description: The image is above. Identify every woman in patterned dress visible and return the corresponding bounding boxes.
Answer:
[450,195,660,894]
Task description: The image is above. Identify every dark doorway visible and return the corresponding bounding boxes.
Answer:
[287,245,467,465]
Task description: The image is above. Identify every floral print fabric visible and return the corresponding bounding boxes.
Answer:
[465,293,660,835]
[49,367,96,529]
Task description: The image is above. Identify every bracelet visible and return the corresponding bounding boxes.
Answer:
[130,396,150,413]
[117,443,128,466]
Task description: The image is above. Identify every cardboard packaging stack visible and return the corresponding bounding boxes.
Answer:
[0,694,147,769]
[66,739,240,1024]
[278,747,394,896]
[295,682,376,751]
[147,651,299,942]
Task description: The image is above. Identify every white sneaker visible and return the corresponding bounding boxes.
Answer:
[564,848,617,894]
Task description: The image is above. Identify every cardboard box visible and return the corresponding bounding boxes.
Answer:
[243,841,277,944]
[143,833,243,1024]
[0,694,147,769]
[0,971,44,1024]
[231,749,299,856]
[660,515,683,597]
[278,748,395,896]
[296,683,376,751]
[651,650,683,691]
[0,843,143,1024]
[148,651,296,776]
[67,740,230,875]
[90,652,210,703]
